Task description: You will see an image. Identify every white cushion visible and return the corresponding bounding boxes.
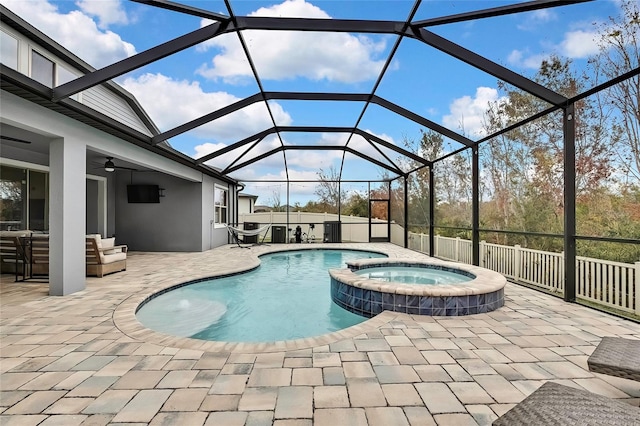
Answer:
[101,238,115,249]
[102,251,126,264]
[86,234,102,248]
[86,235,126,264]
[1,230,33,237]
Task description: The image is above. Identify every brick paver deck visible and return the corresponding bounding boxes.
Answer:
[1,243,639,425]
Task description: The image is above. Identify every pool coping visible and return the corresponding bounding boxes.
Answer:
[113,244,403,353]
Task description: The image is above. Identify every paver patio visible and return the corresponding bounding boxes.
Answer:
[1,243,639,425]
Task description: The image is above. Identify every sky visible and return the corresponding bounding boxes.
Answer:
[0,0,624,205]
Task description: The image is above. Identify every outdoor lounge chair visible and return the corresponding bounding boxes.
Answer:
[493,381,640,425]
[227,223,272,248]
[86,235,127,277]
[587,336,640,382]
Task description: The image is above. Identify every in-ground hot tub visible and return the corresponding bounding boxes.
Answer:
[329,258,507,317]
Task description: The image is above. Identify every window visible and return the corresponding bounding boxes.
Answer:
[28,170,48,231]
[0,30,18,70]
[57,65,76,85]
[0,165,48,232]
[57,64,80,100]
[214,185,228,226]
[0,166,26,231]
[31,50,54,87]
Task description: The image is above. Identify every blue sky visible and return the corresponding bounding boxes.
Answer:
[1,0,623,204]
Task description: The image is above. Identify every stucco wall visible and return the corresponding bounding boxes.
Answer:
[114,171,203,252]
[201,176,231,251]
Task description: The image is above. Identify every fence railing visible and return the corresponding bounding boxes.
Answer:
[409,233,639,316]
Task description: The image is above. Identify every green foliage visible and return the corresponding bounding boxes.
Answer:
[299,200,333,213]
[342,192,368,217]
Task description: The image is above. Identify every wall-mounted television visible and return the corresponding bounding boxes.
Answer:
[127,184,160,203]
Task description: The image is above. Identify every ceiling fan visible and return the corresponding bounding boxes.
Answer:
[101,156,138,172]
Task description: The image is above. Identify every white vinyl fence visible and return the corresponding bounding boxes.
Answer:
[409,233,639,316]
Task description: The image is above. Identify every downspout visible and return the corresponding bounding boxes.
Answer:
[235,182,245,227]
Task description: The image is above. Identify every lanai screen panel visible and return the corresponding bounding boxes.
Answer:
[8,0,617,207]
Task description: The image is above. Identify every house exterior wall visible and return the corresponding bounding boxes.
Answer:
[0,143,50,167]
[1,90,236,252]
[82,85,152,136]
[1,22,153,136]
[115,171,203,252]
[238,196,255,215]
[1,12,239,295]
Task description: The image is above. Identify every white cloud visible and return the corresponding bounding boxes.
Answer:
[196,0,387,84]
[232,168,320,197]
[507,49,523,65]
[443,87,505,138]
[198,129,397,184]
[507,28,600,69]
[121,73,292,143]
[76,0,129,28]
[1,0,135,68]
[238,168,321,205]
[364,130,395,145]
[531,9,555,22]
[507,49,549,69]
[253,169,321,202]
[194,136,283,169]
[193,142,229,163]
[286,149,341,170]
[559,30,600,58]
[517,9,557,31]
[314,130,399,166]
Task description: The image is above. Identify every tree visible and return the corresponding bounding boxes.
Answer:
[268,189,284,212]
[343,191,368,217]
[592,0,640,183]
[481,55,617,243]
[396,130,475,235]
[314,166,346,214]
[0,180,24,224]
[404,132,437,231]
[370,185,389,220]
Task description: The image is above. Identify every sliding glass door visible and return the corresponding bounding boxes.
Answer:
[0,165,48,231]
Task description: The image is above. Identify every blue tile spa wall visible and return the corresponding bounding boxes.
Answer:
[331,277,504,318]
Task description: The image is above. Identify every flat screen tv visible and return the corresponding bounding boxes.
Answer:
[127,184,160,203]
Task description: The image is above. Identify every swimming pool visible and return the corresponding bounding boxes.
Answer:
[355,265,472,284]
[136,249,386,342]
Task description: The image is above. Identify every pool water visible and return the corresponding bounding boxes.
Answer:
[136,249,386,342]
[355,266,472,285]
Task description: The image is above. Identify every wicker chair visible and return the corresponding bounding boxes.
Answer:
[587,337,640,382]
[493,382,640,426]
